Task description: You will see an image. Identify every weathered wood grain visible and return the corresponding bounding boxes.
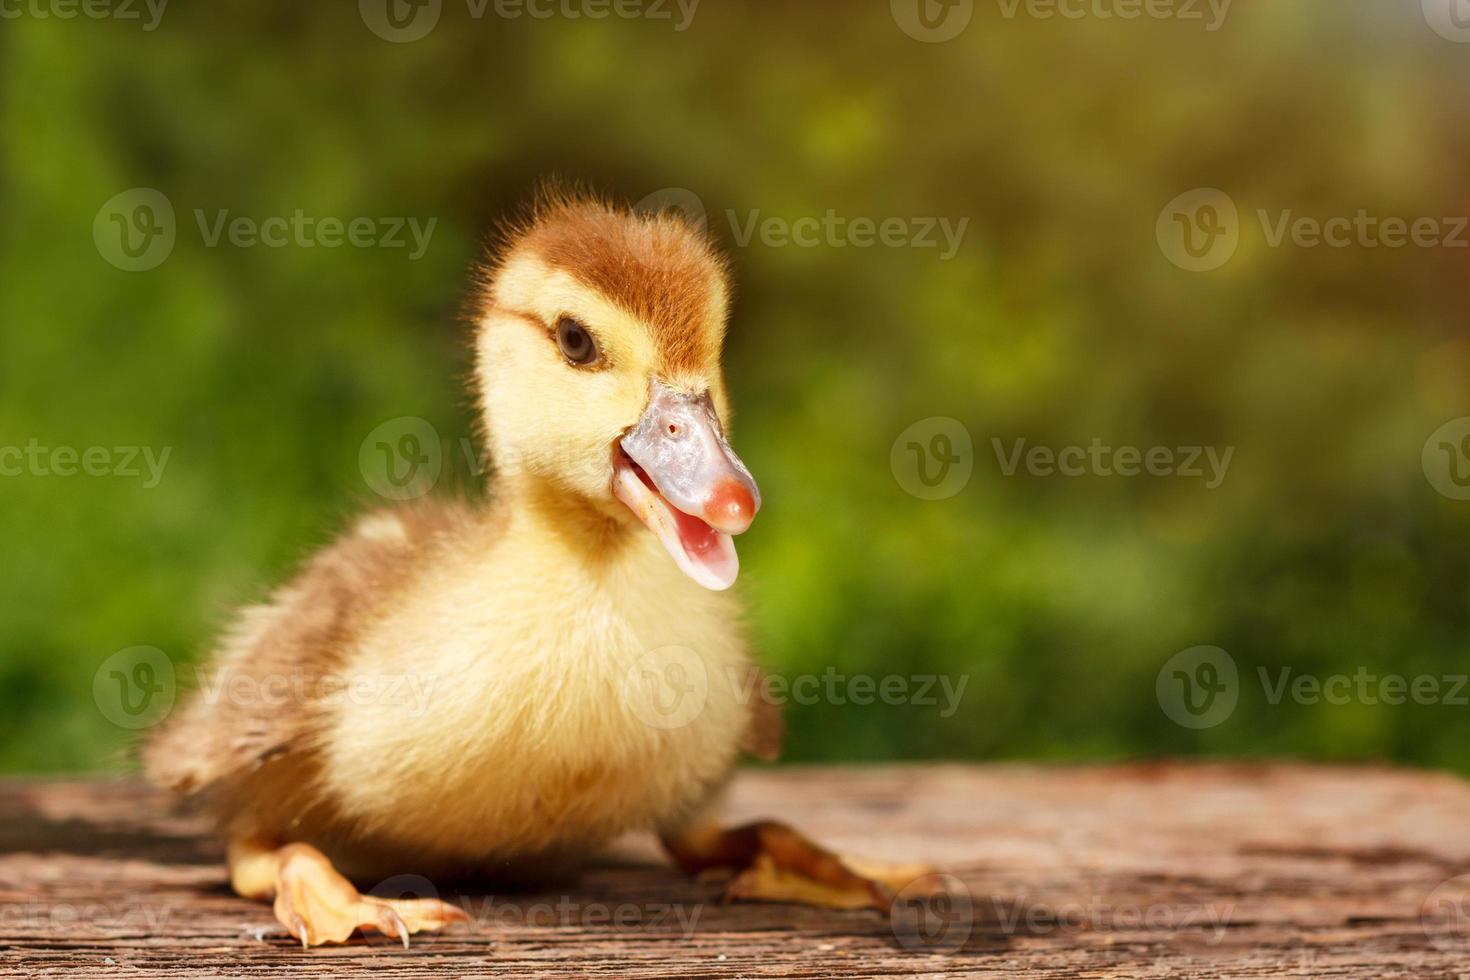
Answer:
[3,763,1470,977]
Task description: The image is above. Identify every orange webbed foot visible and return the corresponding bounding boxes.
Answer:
[233,840,468,948]
[666,820,938,912]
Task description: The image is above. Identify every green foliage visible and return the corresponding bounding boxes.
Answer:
[2,4,1468,772]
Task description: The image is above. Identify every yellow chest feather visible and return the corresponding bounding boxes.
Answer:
[319,513,751,865]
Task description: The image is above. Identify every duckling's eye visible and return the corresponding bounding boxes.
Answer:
[555,316,600,367]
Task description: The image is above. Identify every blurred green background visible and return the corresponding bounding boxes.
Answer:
[3,1,1469,773]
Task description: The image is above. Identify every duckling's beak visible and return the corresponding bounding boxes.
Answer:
[613,381,761,591]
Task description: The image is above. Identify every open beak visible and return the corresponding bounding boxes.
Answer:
[612,381,761,591]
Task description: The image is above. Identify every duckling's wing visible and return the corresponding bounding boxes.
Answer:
[142,500,478,795]
[740,666,784,762]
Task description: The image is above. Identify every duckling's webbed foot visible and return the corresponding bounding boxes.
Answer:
[660,820,935,912]
[229,839,469,948]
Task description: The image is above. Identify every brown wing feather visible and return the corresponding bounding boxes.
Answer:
[740,665,784,763]
[142,499,476,795]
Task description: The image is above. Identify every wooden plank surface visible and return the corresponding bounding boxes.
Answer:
[4,763,1470,977]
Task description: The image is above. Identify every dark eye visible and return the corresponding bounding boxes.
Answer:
[555,316,599,367]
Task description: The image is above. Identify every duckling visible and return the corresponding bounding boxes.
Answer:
[144,189,926,948]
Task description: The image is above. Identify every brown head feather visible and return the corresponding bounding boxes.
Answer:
[482,186,730,377]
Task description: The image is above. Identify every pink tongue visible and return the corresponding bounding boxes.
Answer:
[632,459,721,560]
[671,506,721,558]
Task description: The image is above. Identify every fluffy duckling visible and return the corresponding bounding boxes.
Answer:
[144,189,923,947]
